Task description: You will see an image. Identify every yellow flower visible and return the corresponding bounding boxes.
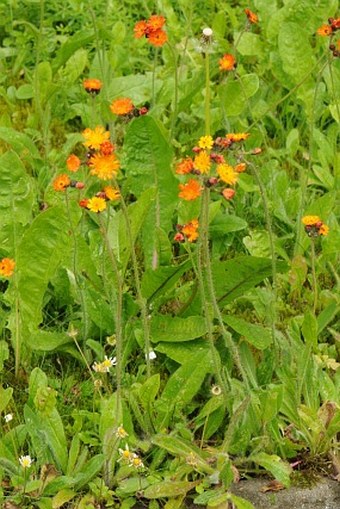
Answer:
[198,135,214,150]
[302,215,321,226]
[103,186,120,201]
[89,153,120,180]
[193,150,211,174]
[217,163,238,185]
[115,425,128,438]
[130,456,144,469]
[226,132,250,142]
[82,126,110,150]
[87,197,107,213]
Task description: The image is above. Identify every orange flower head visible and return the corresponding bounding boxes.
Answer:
[319,224,329,236]
[222,188,236,200]
[87,196,107,213]
[134,20,148,38]
[302,215,321,226]
[103,186,120,201]
[193,150,211,174]
[110,97,134,116]
[100,141,115,155]
[89,153,120,180]
[79,199,89,209]
[147,28,168,47]
[53,174,71,192]
[217,163,238,185]
[0,258,15,277]
[330,18,340,30]
[82,126,110,150]
[175,157,194,175]
[178,179,202,201]
[219,54,236,71]
[182,219,199,243]
[244,8,258,24]
[198,135,214,150]
[83,78,102,94]
[226,132,250,142]
[147,15,166,32]
[316,24,333,36]
[66,154,81,172]
[235,163,247,173]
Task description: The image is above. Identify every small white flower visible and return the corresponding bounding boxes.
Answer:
[130,455,144,469]
[146,350,157,361]
[92,356,117,373]
[202,27,213,37]
[19,455,33,469]
[4,413,13,423]
[115,425,128,439]
[118,444,134,462]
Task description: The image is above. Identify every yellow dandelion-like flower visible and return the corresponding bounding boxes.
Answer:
[193,150,211,174]
[89,153,120,180]
[301,215,321,226]
[82,126,110,150]
[217,163,238,185]
[198,135,214,150]
[87,197,107,213]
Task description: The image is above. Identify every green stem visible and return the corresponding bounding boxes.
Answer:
[204,51,211,135]
[151,49,159,109]
[115,182,152,378]
[310,238,318,314]
[167,41,179,140]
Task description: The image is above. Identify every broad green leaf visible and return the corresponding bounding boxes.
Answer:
[35,61,53,105]
[123,116,177,268]
[26,331,73,352]
[210,214,248,235]
[74,454,105,489]
[250,452,291,486]
[141,260,191,303]
[139,374,160,410]
[228,493,255,509]
[235,32,263,57]
[52,489,77,509]
[278,23,315,84]
[224,316,272,350]
[16,83,34,99]
[109,74,161,104]
[144,480,200,499]
[61,48,88,82]
[0,386,13,414]
[0,128,40,162]
[150,315,207,343]
[219,74,259,116]
[0,457,19,476]
[301,310,318,351]
[0,340,9,372]
[52,30,94,71]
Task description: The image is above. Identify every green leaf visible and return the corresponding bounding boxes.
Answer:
[219,74,259,116]
[52,30,94,71]
[52,489,77,509]
[139,374,160,410]
[301,310,318,351]
[141,260,191,303]
[223,316,272,350]
[61,48,88,82]
[210,214,248,236]
[123,116,177,268]
[0,386,13,414]
[250,452,292,486]
[144,480,200,499]
[26,331,73,352]
[156,340,210,364]
[278,23,315,84]
[151,315,207,343]
[16,83,34,99]
[74,454,105,489]
[228,493,255,509]
[0,129,41,163]
[235,32,263,57]
[0,340,9,372]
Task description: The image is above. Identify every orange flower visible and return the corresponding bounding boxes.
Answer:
[66,154,81,172]
[79,199,89,209]
[147,15,166,31]
[175,157,194,175]
[83,126,110,150]
[316,24,333,36]
[222,188,236,200]
[193,150,211,174]
[103,186,120,201]
[219,54,236,71]
[217,163,238,185]
[182,219,199,242]
[83,78,102,94]
[319,224,329,236]
[178,179,202,201]
[226,132,250,142]
[147,29,168,47]
[0,258,15,277]
[100,141,115,155]
[89,153,120,180]
[330,18,340,30]
[235,163,247,173]
[87,197,107,213]
[110,97,134,115]
[53,174,71,191]
[134,20,148,38]
[244,8,258,24]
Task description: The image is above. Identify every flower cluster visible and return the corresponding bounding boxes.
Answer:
[174,219,199,243]
[316,17,340,57]
[92,356,117,373]
[134,14,168,47]
[302,216,329,237]
[118,444,144,469]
